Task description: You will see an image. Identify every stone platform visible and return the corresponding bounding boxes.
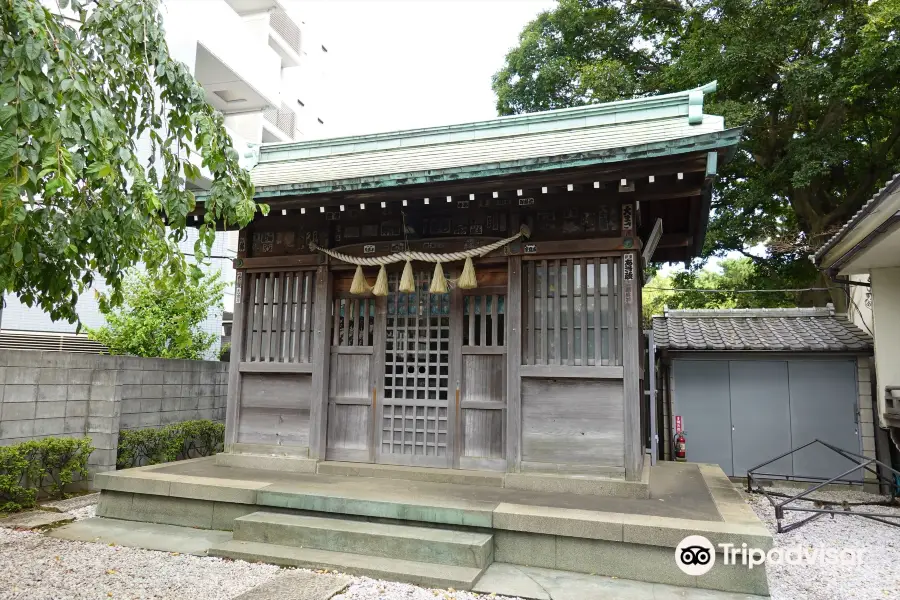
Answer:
[92,457,772,596]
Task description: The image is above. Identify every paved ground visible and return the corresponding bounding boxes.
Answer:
[151,459,720,521]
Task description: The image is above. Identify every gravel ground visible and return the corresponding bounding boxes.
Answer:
[747,486,900,600]
[331,577,519,600]
[0,528,284,599]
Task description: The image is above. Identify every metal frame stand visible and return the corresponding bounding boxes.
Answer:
[747,439,900,533]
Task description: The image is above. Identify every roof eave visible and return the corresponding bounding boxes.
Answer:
[250,127,743,200]
[816,175,900,269]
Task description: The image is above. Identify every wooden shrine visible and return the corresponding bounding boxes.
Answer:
[215,82,740,481]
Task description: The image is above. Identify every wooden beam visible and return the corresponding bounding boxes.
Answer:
[657,233,693,248]
[634,188,703,202]
[516,238,642,258]
[236,255,321,271]
[238,362,314,374]
[621,251,643,481]
[253,152,712,209]
[308,265,333,460]
[224,270,250,450]
[506,256,523,472]
[519,365,624,379]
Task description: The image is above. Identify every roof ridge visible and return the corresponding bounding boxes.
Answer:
[256,82,718,158]
[663,305,835,318]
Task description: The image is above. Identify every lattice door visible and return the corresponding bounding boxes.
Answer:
[378,271,452,467]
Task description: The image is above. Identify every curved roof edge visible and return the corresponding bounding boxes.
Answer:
[255,82,719,162]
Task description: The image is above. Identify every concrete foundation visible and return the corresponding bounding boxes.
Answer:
[93,458,772,595]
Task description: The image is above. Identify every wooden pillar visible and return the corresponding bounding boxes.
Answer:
[622,251,643,480]
[224,268,250,451]
[308,265,333,460]
[449,285,463,470]
[506,256,522,472]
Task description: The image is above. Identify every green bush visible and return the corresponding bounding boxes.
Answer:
[117,420,224,469]
[0,437,94,513]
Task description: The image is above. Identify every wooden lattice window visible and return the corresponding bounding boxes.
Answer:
[522,257,622,366]
[463,293,505,347]
[331,297,375,347]
[383,271,450,401]
[244,270,315,363]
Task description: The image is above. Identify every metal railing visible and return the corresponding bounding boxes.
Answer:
[270,8,301,55]
[747,439,900,533]
[263,102,296,139]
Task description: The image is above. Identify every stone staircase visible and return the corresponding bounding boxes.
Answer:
[208,512,493,589]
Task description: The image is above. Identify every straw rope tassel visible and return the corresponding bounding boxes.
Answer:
[372,265,388,297]
[430,261,448,293]
[399,260,415,293]
[458,257,477,289]
[350,265,370,295]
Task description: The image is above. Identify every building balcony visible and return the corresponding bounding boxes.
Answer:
[262,102,297,142]
[223,0,304,67]
[164,1,283,115]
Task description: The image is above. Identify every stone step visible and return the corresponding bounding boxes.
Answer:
[233,511,493,568]
[209,540,485,590]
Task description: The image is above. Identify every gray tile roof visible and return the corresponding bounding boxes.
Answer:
[814,173,900,262]
[652,306,872,352]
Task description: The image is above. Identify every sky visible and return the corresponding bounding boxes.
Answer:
[278,0,736,278]
[286,0,556,138]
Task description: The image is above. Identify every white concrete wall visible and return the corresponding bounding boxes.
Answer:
[163,0,282,108]
[870,267,900,427]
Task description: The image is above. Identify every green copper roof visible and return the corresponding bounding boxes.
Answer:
[247,82,738,199]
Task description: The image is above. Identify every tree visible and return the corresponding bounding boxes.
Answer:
[494,0,900,310]
[642,257,797,326]
[0,0,265,326]
[87,269,226,360]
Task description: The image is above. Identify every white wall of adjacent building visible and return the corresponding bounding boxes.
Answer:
[2,0,329,358]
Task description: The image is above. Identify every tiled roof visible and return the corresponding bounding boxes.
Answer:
[246,82,738,199]
[814,173,900,262]
[652,306,872,352]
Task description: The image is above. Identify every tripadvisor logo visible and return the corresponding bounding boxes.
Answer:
[675,535,716,576]
[676,535,866,575]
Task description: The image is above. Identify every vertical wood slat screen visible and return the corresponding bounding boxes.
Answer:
[462,293,506,347]
[332,297,376,347]
[522,257,622,366]
[243,270,315,363]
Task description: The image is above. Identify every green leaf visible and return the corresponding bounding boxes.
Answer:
[12,242,23,265]
[18,75,33,94]
[22,103,39,123]
[0,135,16,161]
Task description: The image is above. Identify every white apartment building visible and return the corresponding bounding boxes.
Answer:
[1,0,329,358]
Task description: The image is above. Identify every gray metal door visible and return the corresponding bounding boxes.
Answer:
[788,360,861,481]
[673,360,733,475]
[729,361,793,477]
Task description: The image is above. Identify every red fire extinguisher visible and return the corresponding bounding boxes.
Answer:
[675,431,687,462]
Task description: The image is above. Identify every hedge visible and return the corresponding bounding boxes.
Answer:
[117,420,224,469]
[0,437,94,513]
